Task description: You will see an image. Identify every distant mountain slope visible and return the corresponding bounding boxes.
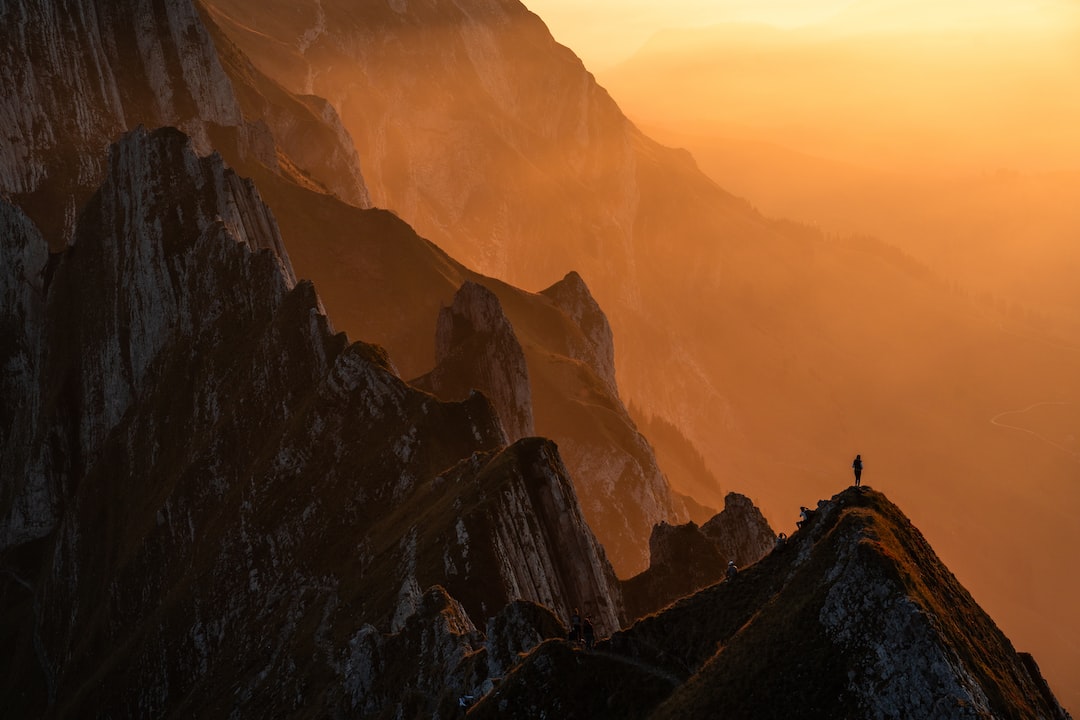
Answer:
[472,488,1073,719]
[202,2,1080,704]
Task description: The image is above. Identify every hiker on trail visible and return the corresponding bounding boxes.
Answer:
[726,560,738,581]
[797,506,813,529]
[853,454,863,487]
[570,608,582,645]
[583,616,595,650]
[775,532,787,549]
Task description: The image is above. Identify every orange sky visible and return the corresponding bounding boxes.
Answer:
[526,0,1078,68]
[524,0,1080,711]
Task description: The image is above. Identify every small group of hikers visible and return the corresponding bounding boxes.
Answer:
[569,608,596,650]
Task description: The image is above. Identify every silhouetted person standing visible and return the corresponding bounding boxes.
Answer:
[852,454,863,487]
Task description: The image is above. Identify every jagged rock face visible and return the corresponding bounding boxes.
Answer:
[438,438,623,636]
[620,493,773,620]
[42,126,295,484]
[0,0,368,245]
[413,281,535,442]
[473,489,1072,720]
[540,271,617,394]
[524,274,690,578]
[485,599,567,680]
[343,587,485,718]
[407,271,686,577]
[0,200,51,547]
[620,521,725,621]
[0,0,239,238]
[198,8,371,208]
[701,492,776,568]
[1,128,622,719]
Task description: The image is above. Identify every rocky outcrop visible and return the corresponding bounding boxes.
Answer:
[343,587,484,718]
[701,492,776,568]
[42,125,294,485]
[620,493,773,620]
[413,281,534,442]
[477,488,1073,719]
[197,8,371,208]
[0,0,368,245]
[485,600,567,680]
[541,271,617,394]
[1,128,622,719]
[405,272,686,577]
[0,0,239,239]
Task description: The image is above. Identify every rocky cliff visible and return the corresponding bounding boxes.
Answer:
[0,0,367,246]
[413,281,535,442]
[2,0,693,581]
[621,492,774,620]
[410,276,687,575]
[0,127,621,719]
[472,488,1073,719]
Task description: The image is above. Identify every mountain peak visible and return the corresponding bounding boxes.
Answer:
[473,487,1072,719]
[541,271,617,393]
[413,280,534,442]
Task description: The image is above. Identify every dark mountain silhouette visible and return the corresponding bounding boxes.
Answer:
[0,0,1073,717]
[202,0,1080,702]
[620,492,775,621]
[473,488,1073,720]
[0,0,691,578]
[0,0,368,248]
[0,126,619,718]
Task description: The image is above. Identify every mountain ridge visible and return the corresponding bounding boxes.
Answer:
[473,487,1073,719]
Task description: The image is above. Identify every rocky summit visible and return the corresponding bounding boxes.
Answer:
[0,0,1074,717]
[473,487,1072,720]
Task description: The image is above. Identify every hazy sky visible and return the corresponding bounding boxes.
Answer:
[525,0,1076,68]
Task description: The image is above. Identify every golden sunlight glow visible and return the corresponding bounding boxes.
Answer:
[522,0,1080,712]
[526,0,1076,67]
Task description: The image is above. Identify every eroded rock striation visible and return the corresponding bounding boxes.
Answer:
[411,272,688,577]
[0,128,621,719]
[0,0,368,245]
[620,492,774,620]
[413,281,535,442]
[474,488,1073,719]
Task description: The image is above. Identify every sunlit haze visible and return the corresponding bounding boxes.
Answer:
[526,0,1075,67]
[526,0,1080,712]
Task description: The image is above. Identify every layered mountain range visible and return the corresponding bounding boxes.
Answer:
[201,0,1080,705]
[0,0,1073,716]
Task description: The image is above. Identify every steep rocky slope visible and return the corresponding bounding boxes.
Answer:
[413,281,535,443]
[201,3,1080,700]
[0,127,621,719]
[472,488,1073,719]
[0,0,368,246]
[1,0,691,581]
[410,277,688,574]
[621,492,774,620]
[247,167,691,575]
